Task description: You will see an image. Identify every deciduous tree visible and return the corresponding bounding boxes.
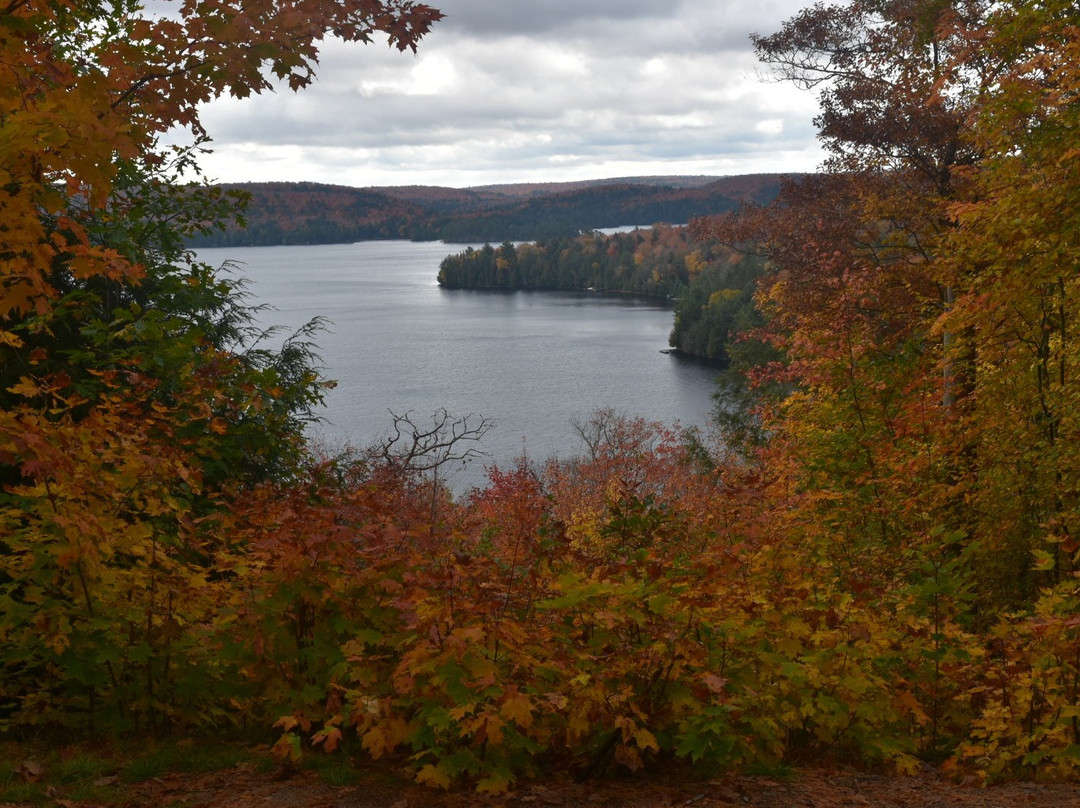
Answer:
[0,0,441,729]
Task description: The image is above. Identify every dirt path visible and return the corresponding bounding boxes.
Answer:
[126,767,1080,808]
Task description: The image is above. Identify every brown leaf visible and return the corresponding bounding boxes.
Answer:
[16,759,44,782]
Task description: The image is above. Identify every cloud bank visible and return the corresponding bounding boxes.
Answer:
[179,0,826,187]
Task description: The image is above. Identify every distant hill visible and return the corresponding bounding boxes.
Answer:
[389,174,727,200]
[188,174,795,247]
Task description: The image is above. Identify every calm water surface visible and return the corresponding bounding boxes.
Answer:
[197,241,720,487]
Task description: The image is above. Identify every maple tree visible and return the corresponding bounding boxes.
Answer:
[0,0,441,730]
[1,0,441,320]
[694,0,1026,609]
[694,0,1080,775]
[941,0,1080,775]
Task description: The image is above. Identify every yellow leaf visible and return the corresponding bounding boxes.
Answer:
[415,763,452,789]
[501,690,534,728]
[631,725,659,753]
[274,714,300,732]
[1033,549,1056,571]
[7,377,42,399]
[313,726,342,753]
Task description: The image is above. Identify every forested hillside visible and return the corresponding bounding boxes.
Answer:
[188,174,787,246]
[4,0,1080,800]
[193,182,429,245]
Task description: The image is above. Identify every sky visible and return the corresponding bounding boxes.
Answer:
[175,0,827,189]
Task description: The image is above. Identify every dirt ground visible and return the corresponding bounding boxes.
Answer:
[122,766,1080,808]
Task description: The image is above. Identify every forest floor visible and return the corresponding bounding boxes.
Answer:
[6,742,1080,808]
[117,765,1080,808]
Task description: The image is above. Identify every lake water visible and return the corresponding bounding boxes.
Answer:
[195,241,720,489]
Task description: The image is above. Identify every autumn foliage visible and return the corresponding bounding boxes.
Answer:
[3,0,1080,795]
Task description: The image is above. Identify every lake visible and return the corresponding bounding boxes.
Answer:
[195,241,721,489]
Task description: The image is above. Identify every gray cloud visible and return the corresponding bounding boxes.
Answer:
[180,0,825,186]
[436,0,680,36]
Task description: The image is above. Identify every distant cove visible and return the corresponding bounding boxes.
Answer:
[197,240,720,489]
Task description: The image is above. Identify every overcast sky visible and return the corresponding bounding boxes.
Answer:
[179,0,826,188]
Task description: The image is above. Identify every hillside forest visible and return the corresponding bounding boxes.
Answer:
[3,0,1080,796]
[185,174,787,246]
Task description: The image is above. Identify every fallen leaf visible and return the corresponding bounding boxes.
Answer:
[16,760,44,782]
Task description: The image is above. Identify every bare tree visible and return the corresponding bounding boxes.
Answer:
[376,409,494,505]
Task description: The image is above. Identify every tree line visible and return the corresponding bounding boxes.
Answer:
[437,226,766,365]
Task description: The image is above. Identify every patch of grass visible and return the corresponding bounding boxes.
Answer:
[0,737,270,806]
[0,781,47,805]
[304,753,363,787]
[0,756,15,788]
[0,746,118,806]
[177,742,252,773]
[51,751,114,783]
[121,748,172,783]
[251,751,278,774]
[744,759,796,780]
[0,748,31,805]
[121,739,260,783]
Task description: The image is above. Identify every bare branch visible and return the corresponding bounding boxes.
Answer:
[377,408,494,478]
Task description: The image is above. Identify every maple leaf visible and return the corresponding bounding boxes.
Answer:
[415,763,452,789]
[500,690,534,728]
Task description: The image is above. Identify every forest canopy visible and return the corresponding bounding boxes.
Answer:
[2,0,1080,795]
